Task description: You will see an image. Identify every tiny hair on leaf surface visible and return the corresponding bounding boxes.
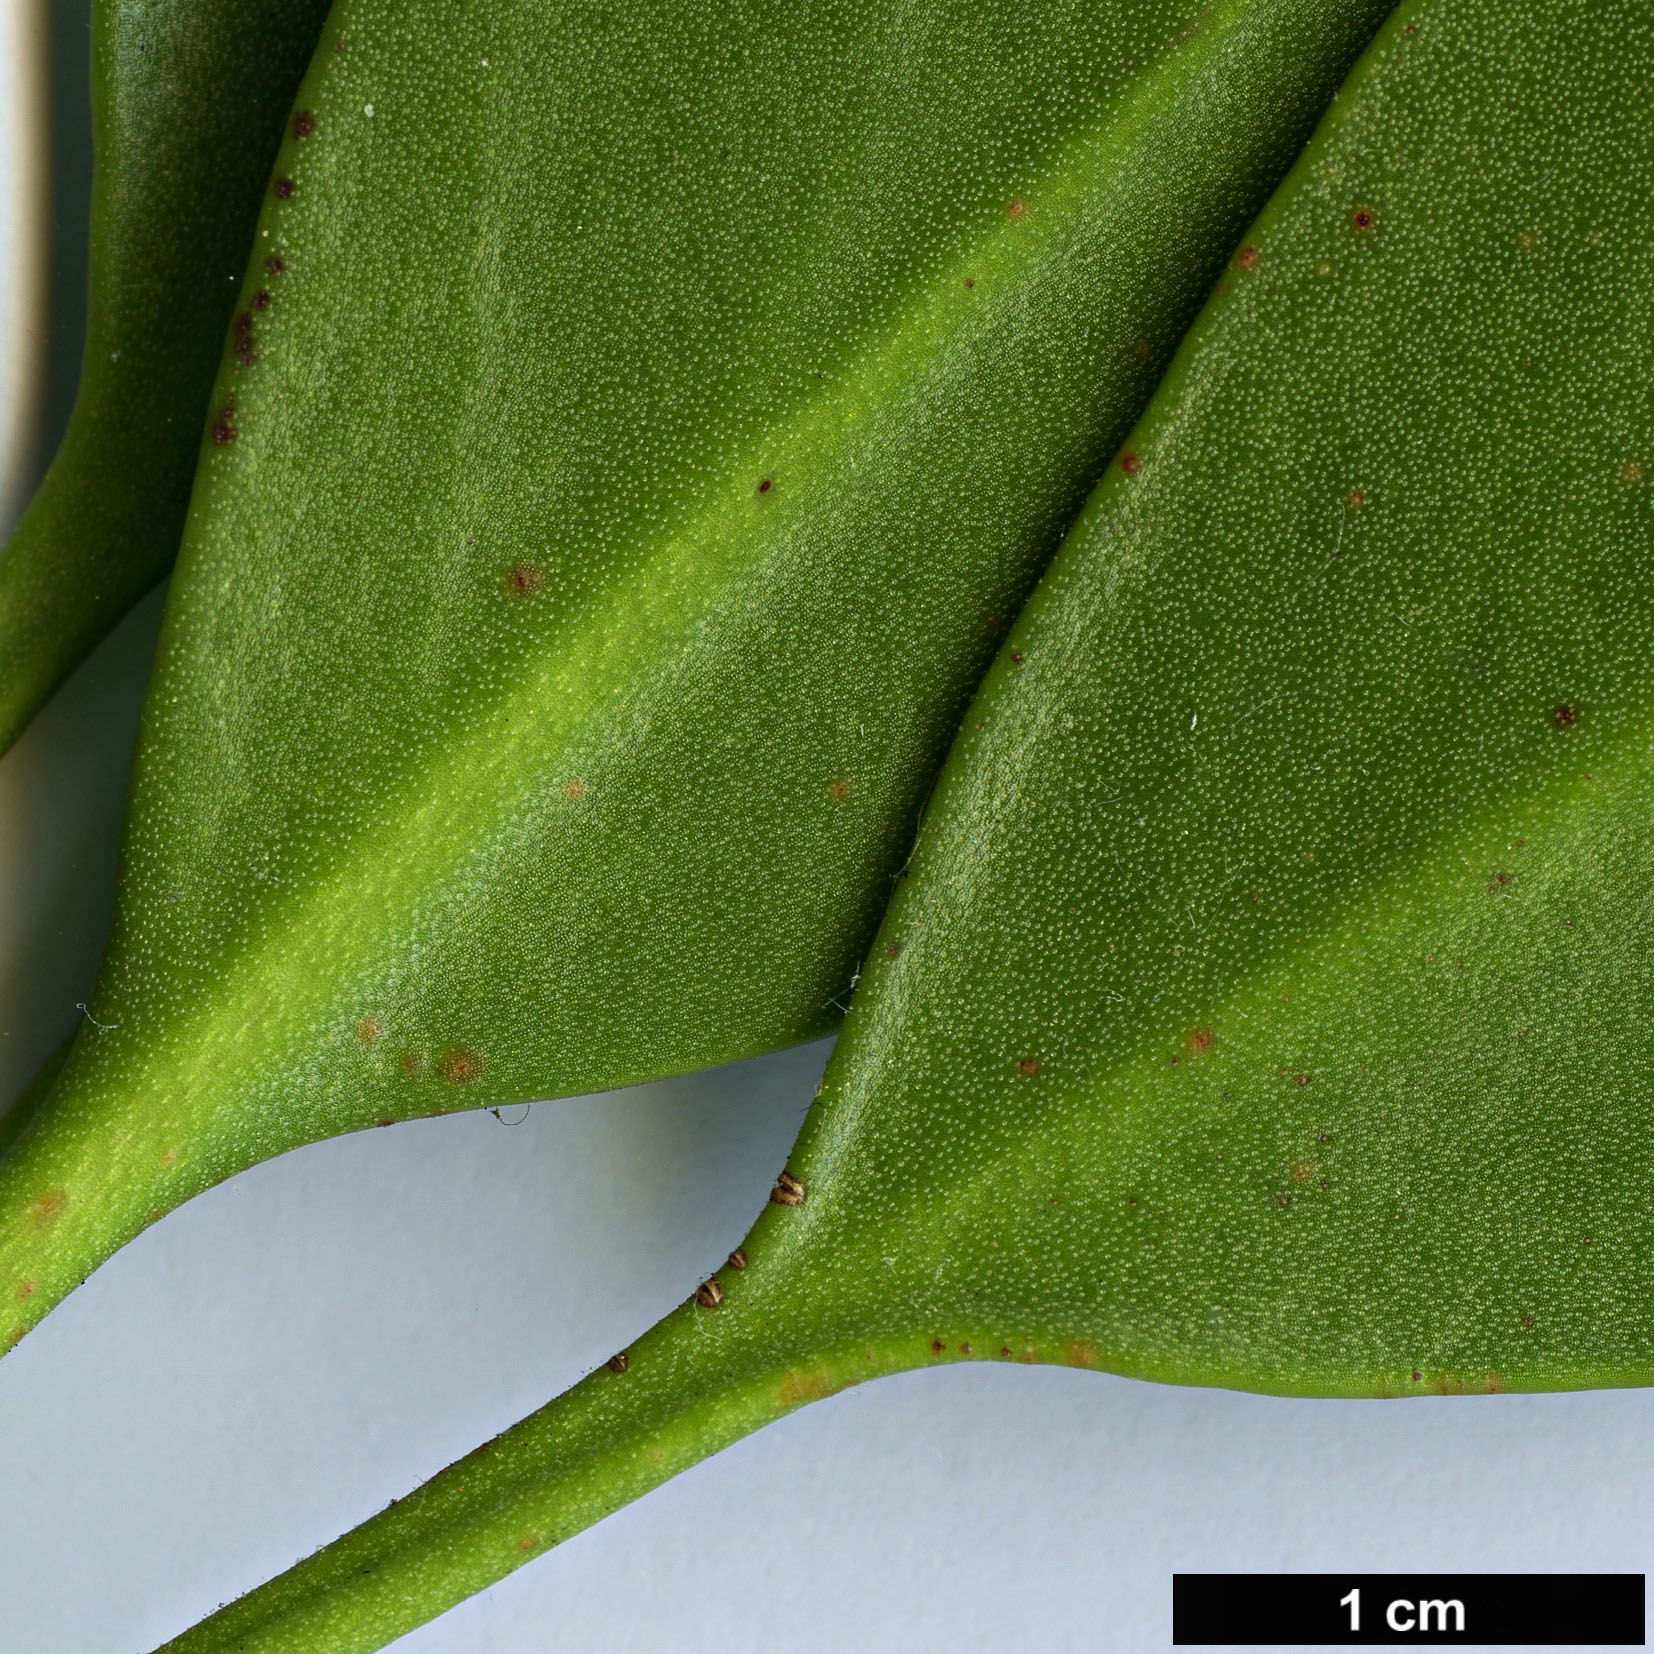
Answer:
[0,0,1391,1350]
[0,0,334,755]
[151,1,1654,1648]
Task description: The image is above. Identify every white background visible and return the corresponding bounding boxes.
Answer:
[0,8,1649,1651]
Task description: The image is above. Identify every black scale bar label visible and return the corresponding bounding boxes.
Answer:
[1173,1574,1645,1645]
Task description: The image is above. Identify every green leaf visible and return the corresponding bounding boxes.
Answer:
[153,3,1654,1646]
[0,0,333,754]
[0,0,1389,1349]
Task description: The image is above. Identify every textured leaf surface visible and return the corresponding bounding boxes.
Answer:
[0,0,332,753]
[156,4,1654,1646]
[796,0,1654,1397]
[0,0,1389,1345]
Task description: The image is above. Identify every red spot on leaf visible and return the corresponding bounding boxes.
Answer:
[436,1047,483,1085]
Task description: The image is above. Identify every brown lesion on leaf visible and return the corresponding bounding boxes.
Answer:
[1487,870,1511,895]
[293,110,317,139]
[778,1366,844,1407]
[1120,451,1141,476]
[16,1280,35,1299]
[27,1189,66,1225]
[356,1016,381,1042]
[265,255,285,277]
[273,177,295,200]
[160,1147,179,1168]
[1624,460,1645,485]
[1184,1025,1215,1057]
[1350,203,1377,233]
[1006,197,1027,221]
[436,1047,484,1085]
[1289,1160,1316,1185]
[826,777,852,802]
[1064,1339,1099,1369]
[5,1325,25,1348]
[211,399,238,445]
[561,777,587,801]
[1345,488,1366,510]
[1551,703,1578,728]
[1018,1055,1041,1077]
[1235,245,1258,271]
[232,314,257,371]
[515,1534,541,1553]
[398,1051,425,1080]
[504,562,544,597]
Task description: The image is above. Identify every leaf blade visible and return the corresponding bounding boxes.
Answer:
[1,0,1392,1347]
[148,1,1654,1641]
[0,0,334,752]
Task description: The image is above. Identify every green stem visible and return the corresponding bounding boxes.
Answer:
[153,1245,920,1654]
